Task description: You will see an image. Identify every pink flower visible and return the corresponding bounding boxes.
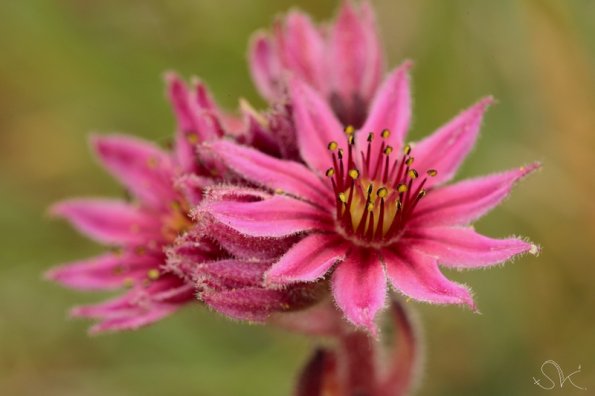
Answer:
[249,0,384,128]
[46,74,240,334]
[202,63,540,335]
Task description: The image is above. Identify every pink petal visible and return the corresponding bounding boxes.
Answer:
[289,77,345,175]
[195,259,272,291]
[332,248,386,335]
[266,234,348,284]
[412,97,493,186]
[45,252,155,291]
[330,1,384,102]
[411,163,540,227]
[202,195,333,238]
[91,134,176,209]
[357,61,413,158]
[207,140,333,206]
[174,173,214,207]
[276,11,327,93]
[248,32,282,101]
[382,246,475,309]
[51,199,160,245]
[404,226,538,268]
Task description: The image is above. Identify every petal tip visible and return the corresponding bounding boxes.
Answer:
[529,244,541,256]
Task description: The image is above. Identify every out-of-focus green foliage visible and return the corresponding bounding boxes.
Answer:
[1,1,593,395]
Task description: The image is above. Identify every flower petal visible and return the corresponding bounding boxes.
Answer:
[332,249,386,335]
[45,252,156,291]
[92,134,175,209]
[266,234,348,284]
[411,97,493,186]
[382,246,475,309]
[248,32,282,101]
[202,195,332,238]
[207,140,332,206]
[276,11,327,93]
[195,259,272,291]
[404,226,538,268]
[289,77,345,174]
[357,61,413,156]
[51,199,160,245]
[330,0,383,102]
[411,163,540,227]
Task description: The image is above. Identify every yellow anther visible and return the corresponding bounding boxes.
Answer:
[377,187,388,198]
[147,269,160,280]
[338,148,344,159]
[348,169,360,179]
[344,125,355,135]
[408,169,419,179]
[327,141,338,151]
[147,156,159,169]
[403,144,412,155]
[367,132,374,142]
[348,135,355,145]
[326,168,335,177]
[397,184,408,193]
[381,129,391,139]
[405,157,415,166]
[384,146,393,155]
[338,192,347,203]
[274,188,284,194]
[367,202,375,211]
[417,189,427,199]
[186,133,198,144]
[427,169,438,177]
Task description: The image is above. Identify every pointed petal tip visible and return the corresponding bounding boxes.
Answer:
[529,244,541,256]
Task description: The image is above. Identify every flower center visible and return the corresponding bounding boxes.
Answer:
[326,127,437,245]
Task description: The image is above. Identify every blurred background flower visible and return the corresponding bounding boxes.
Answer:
[1,0,593,395]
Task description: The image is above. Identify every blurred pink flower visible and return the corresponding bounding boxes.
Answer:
[46,74,243,334]
[249,0,384,128]
[202,64,540,335]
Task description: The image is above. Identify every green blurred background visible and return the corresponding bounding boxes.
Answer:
[1,1,594,395]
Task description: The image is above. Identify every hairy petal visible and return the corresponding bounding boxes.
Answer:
[411,163,540,227]
[207,140,332,206]
[91,134,175,209]
[248,32,282,101]
[195,259,272,291]
[266,233,348,284]
[51,199,160,245]
[412,97,493,186]
[382,246,475,309]
[332,249,386,335]
[202,195,332,238]
[330,1,383,101]
[289,77,345,174]
[276,11,327,92]
[358,61,413,155]
[45,252,155,291]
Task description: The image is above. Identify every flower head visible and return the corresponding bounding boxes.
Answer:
[46,74,243,333]
[202,64,540,335]
[249,0,384,127]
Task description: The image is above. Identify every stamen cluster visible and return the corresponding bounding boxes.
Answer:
[326,127,437,244]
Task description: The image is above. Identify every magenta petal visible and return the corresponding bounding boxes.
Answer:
[51,199,160,245]
[277,11,327,92]
[330,0,383,101]
[195,259,272,291]
[412,163,540,227]
[382,246,475,309]
[289,77,345,174]
[358,61,412,155]
[92,134,176,209]
[208,140,332,206]
[332,249,386,335]
[201,287,292,322]
[203,195,332,238]
[45,252,154,291]
[249,32,282,101]
[412,97,493,186]
[174,174,214,207]
[404,226,538,268]
[266,234,348,284]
